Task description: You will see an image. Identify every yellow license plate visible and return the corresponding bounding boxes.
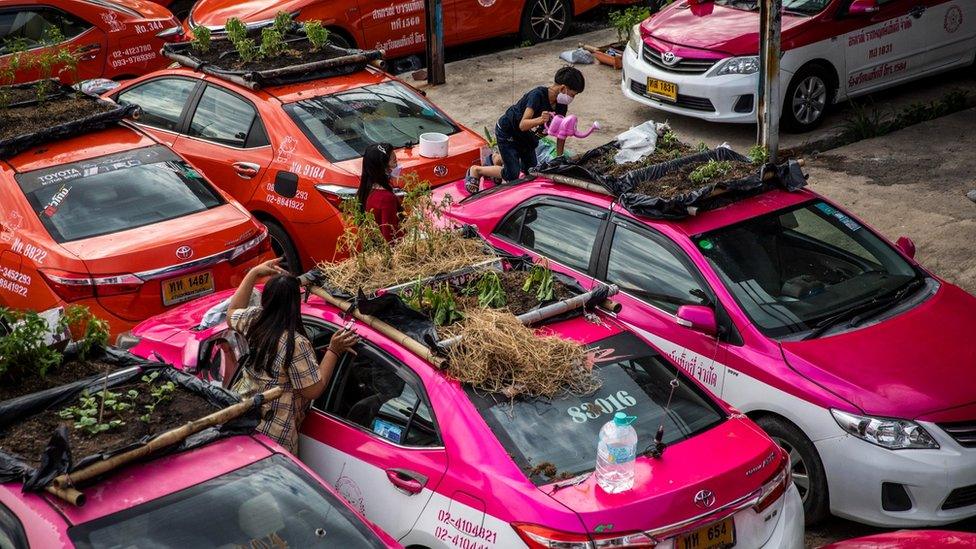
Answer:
[646,77,678,102]
[676,517,735,549]
[162,271,214,306]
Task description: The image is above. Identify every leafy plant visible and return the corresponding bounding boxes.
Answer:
[0,308,61,381]
[140,371,176,423]
[59,305,109,360]
[522,263,555,302]
[31,27,78,101]
[689,160,733,185]
[0,40,28,108]
[59,388,134,435]
[407,283,463,326]
[191,25,212,53]
[748,144,770,165]
[225,17,248,44]
[304,20,330,51]
[657,129,680,150]
[272,11,294,35]
[337,197,390,268]
[609,6,651,42]
[225,17,258,62]
[482,126,498,148]
[467,271,506,308]
[259,27,286,58]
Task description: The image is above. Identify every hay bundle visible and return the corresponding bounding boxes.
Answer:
[442,308,601,399]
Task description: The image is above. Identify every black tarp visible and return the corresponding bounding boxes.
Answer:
[534,140,621,187]
[0,347,260,493]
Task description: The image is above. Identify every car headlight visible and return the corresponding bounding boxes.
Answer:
[628,24,642,54]
[831,409,939,450]
[712,56,760,76]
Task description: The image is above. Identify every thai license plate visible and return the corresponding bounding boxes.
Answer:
[646,77,678,102]
[162,271,214,306]
[676,517,735,549]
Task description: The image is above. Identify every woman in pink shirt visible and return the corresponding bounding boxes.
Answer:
[356,142,402,242]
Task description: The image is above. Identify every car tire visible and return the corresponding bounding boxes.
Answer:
[755,415,830,525]
[781,64,833,133]
[263,221,302,274]
[519,0,573,44]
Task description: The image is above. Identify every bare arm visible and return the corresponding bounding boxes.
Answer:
[519,107,552,132]
[298,329,361,400]
[226,258,285,328]
[555,137,566,156]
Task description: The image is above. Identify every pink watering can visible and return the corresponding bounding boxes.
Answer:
[545,114,601,139]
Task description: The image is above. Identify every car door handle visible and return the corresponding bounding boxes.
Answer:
[385,468,428,495]
[77,43,101,60]
[232,162,261,180]
[909,4,925,17]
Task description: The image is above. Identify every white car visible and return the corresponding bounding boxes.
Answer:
[621,0,976,131]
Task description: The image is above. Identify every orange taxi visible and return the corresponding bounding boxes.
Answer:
[0,0,183,85]
[0,123,272,335]
[106,64,485,272]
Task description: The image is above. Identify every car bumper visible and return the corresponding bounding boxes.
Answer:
[816,425,976,527]
[620,43,770,124]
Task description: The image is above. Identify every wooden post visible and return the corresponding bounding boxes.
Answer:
[424,0,446,85]
[756,0,782,162]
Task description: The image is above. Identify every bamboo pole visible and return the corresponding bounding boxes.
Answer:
[530,171,613,196]
[49,387,283,499]
[45,484,84,506]
[308,287,446,368]
[516,284,619,326]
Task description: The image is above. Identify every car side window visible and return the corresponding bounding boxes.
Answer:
[0,501,27,549]
[494,202,603,272]
[318,347,440,447]
[189,85,261,148]
[606,222,708,314]
[116,78,197,132]
[0,7,91,52]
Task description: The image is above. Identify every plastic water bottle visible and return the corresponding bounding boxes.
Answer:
[596,412,638,493]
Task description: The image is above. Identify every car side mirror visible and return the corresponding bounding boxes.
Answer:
[848,0,879,15]
[676,305,717,337]
[273,171,299,198]
[896,236,916,259]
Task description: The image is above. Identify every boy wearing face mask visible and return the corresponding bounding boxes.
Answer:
[466,66,585,191]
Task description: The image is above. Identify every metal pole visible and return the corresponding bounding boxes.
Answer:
[425,0,446,85]
[756,0,782,161]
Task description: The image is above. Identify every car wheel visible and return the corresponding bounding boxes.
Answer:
[519,0,572,43]
[755,415,830,525]
[263,221,302,274]
[782,64,832,133]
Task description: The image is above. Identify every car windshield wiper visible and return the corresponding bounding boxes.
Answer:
[802,276,925,340]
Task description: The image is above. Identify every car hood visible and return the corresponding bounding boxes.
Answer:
[642,1,808,56]
[781,282,976,421]
[190,0,309,27]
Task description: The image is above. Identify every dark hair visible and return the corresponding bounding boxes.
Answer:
[356,142,396,213]
[244,274,307,376]
[555,66,585,93]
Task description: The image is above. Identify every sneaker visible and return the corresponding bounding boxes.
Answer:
[464,171,480,193]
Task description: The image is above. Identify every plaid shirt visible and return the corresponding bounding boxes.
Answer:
[230,307,320,453]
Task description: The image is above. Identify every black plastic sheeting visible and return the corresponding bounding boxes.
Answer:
[0,81,140,160]
[534,140,621,187]
[0,347,260,493]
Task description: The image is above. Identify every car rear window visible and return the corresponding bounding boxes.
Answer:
[68,454,387,549]
[283,81,459,162]
[15,146,224,243]
[467,332,725,485]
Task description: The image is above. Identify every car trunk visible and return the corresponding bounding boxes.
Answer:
[333,132,483,189]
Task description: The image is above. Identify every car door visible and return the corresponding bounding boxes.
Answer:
[840,0,929,97]
[916,0,976,71]
[354,0,432,55]
[0,6,105,84]
[173,83,273,207]
[595,215,727,395]
[449,0,518,43]
[113,76,200,147]
[300,324,448,542]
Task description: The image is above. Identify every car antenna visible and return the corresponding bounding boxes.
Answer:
[644,376,681,459]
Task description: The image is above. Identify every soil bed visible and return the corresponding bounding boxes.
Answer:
[0,383,214,467]
[434,270,575,319]
[0,359,116,402]
[632,159,756,199]
[186,39,349,72]
[583,142,696,178]
[0,92,113,141]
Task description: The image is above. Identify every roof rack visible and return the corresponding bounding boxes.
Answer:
[0,80,140,160]
[162,35,386,90]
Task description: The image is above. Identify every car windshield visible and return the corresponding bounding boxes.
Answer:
[697,200,920,339]
[467,332,725,485]
[283,81,459,162]
[68,454,386,548]
[713,0,830,15]
[15,146,224,243]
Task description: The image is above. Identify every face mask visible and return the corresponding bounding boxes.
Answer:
[556,92,574,105]
[389,165,402,178]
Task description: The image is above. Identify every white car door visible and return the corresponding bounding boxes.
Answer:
[843,0,929,97]
[917,0,976,72]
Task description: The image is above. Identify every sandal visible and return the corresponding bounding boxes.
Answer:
[464,170,480,193]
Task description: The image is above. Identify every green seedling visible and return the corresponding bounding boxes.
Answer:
[689,160,734,185]
[467,271,507,309]
[748,144,770,165]
[191,25,212,53]
[259,27,286,58]
[273,11,294,35]
[304,20,330,50]
[0,308,61,380]
[523,263,555,302]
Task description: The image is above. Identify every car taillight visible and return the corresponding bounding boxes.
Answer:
[314,183,357,209]
[39,270,143,301]
[229,230,270,266]
[512,523,655,549]
[156,25,184,41]
[753,451,791,513]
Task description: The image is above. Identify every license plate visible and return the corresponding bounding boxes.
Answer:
[646,77,678,102]
[162,271,214,306]
[676,517,735,549]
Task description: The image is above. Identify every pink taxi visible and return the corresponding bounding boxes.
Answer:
[821,530,976,548]
[0,434,399,547]
[430,178,976,528]
[125,288,804,549]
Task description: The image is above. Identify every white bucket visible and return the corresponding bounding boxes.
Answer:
[419,132,449,158]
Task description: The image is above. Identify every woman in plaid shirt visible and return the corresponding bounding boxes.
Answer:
[226,258,359,453]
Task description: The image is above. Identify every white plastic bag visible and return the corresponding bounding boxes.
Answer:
[559,48,594,64]
[198,289,260,329]
[614,121,669,164]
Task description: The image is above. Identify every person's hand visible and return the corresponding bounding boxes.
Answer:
[250,258,286,279]
[539,111,554,124]
[328,328,361,356]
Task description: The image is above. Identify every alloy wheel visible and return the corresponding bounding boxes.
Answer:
[771,435,811,504]
[529,0,568,41]
[792,75,827,126]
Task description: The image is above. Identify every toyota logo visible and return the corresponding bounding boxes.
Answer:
[694,489,716,509]
[434,164,448,177]
[661,51,679,66]
[176,246,193,260]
